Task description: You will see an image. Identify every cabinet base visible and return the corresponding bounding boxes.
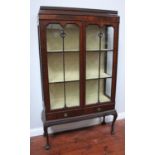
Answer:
[43,109,117,150]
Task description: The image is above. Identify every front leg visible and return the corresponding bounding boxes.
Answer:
[44,126,51,150]
[111,110,118,134]
[102,116,106,125]
[43,125,46,137]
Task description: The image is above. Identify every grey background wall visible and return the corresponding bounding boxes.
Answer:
[30,0,125,136]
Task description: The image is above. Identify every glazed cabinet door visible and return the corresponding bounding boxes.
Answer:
[45,22,81,110]
[85,24,114,105]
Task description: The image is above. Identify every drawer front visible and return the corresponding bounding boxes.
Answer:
[46,104,114,120]
[46,109,83,120]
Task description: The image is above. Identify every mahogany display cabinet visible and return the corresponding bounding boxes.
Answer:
[38,6,120,150]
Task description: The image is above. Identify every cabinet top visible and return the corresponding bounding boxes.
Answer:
[39,6,118,17]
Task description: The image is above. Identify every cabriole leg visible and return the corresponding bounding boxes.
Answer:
[111,110,118,134]
[43,125,46,137]
[44,126,51,150]
[102,116,106,125]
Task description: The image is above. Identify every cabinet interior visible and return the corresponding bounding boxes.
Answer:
[46,23,114,110]
[49,82,79,110]
[48,53,79,83]
[86,79,111,105]
[46,24,79,52]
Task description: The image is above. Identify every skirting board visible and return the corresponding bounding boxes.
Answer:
[30,112,125,137]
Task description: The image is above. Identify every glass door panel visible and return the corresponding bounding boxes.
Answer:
[104,27,114,50]
[49,83,64,110]
[86,52,99,79]
[86,80,98,104]
[65,53,79,81]
[105,52,113,75]
[46,24,63,52]
[66,81,79,107]
[99,79,111,102]
[100,27,114,50]
[104,78,112,98]
[86,79,111,105]
[47,53,63,83]
[46,23,80,110]
[86,52,113,79]
[86,25,114,105]
[86,25,100,51]
[86,26,114,51]
[64,24,79,51]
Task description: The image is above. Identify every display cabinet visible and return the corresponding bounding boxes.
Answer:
[38,6,119,150]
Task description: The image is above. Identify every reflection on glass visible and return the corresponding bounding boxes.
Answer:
[106,27,114,50]
[106,52,113,75]
[104,78,112,97]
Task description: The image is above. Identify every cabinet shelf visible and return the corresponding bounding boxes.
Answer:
[48,72,111,83]
[86,49,113,52]
[86,94,110,105]
[47,49,113,53]
[49,79,79,84]
[49,74,111,84]
[47,50,79,53]
[48,52,112,83]
[86,72,111,80]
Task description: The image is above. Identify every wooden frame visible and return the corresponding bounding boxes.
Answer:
[38,6,120,150]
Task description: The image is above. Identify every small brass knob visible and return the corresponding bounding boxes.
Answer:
[64,113,68,117]
[97,108,101,112]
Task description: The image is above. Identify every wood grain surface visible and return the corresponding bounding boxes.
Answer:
[31,120,125,155]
